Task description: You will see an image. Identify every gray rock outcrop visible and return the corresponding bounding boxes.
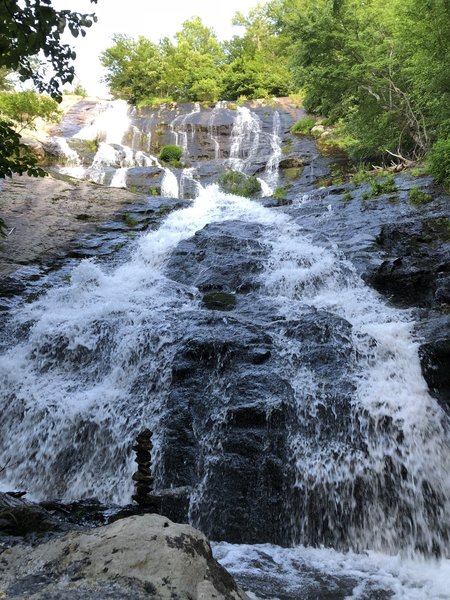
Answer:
[0,514,248,599]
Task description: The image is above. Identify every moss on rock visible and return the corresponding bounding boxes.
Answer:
[202,290,236,311]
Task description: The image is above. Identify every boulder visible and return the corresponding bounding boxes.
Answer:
[20,137,45,160]
[0,514,248,600]
[0,492,64,538]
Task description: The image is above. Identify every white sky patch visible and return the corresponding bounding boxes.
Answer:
[51,0,262,97]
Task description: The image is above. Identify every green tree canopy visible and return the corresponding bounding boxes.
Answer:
[101,35,164,104]
[101,11,294,104]
[270,0,450,162]
[0,90,61,132]
[0,0,97,179]
[222,5,293,99]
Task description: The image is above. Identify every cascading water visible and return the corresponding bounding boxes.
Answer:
[170,103,201,156]
[264,111,282,192]
[160,167,179,198]
[45,136,81,166]
[180,167,203,199]
[0,184,449,597]
[228,106,261,173]
[58,100,180,195]
[208,101,227,159]
[73,100,131,145]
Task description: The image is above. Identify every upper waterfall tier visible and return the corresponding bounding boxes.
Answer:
[48,99,321,199]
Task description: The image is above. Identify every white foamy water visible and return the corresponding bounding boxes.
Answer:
[264,111,282,192]
[45,136,81,165]
[161,168,179,198]
[229,106,261,172]
[0,188,272,502]
[214,542,450,600]
[73,99,131,145]
[0,186,448,563]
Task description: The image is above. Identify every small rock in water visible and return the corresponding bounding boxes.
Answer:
[202,290,237,311]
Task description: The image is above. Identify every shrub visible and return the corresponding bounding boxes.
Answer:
[272,185,290,199]
[137,97,174,109]
[370,174,397,196]
[217,170,261,197]
[290,116,316,135]
[408,187,432,205]
[159,144,183,164]
[427,138,450,189]
[73,83,87,97]
[361,174,398,200]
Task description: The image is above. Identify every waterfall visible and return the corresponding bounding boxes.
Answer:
[0,185,448,561]
[264,111,282,192]
[45,136,81,165]
[228,106,261,173]
[161,168,179,198]
[73,99,131,145]
[180,167,203,198]
[170,103,201,156]
[208,101,227,159]
[257,177,272,197]
[110,167,128,188]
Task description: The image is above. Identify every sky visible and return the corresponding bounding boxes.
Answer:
[51,0,262,97]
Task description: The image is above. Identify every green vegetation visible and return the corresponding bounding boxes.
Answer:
[159,144,183,165]
[272,185,291,199]
[101,7,293,105]
[122,213,139,227]
[202,290,237,311]
[362,174,398,200]
[0,91,61,132]
[0,0,97,180]
[270,0,450,167]
[408,187,433,205]
[291,116,316,135]
[217,170,262,197]
[427,138,450,189]
[72,82,87,97]
[98,0,449,187]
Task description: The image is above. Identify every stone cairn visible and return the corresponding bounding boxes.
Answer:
[132,429,160,511]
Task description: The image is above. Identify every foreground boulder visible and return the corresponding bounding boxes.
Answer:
[0,514,248,600]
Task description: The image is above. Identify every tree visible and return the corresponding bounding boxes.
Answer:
[270,0,448,161]
[0,90,61,132]
[101,17,226,104]
[100,35,164,104]
[161,17,226,102]
[0,0,97,179]
[0,0,97,101]
[223,5,293,100]
[0,67,14,91]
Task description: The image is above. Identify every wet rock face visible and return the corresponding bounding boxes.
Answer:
[0,515,248,600]
[0,492,65,541]
[283,175,450,415]
[166,220,268,293]
[157,219,361,544]
[367,219,450,308]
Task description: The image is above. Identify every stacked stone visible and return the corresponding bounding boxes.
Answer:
[132,429,160,511]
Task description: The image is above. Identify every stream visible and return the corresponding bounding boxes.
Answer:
[0,99,449,599]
